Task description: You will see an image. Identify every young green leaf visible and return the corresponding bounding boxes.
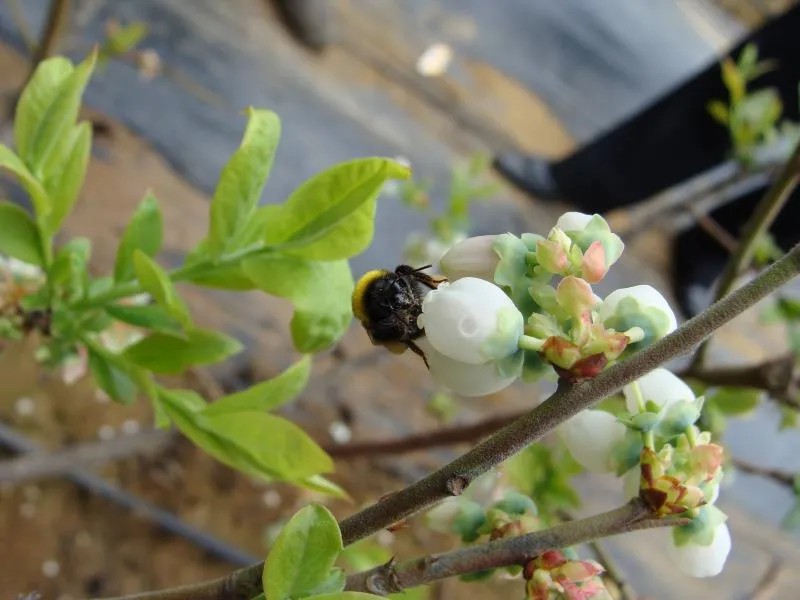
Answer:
[87,347,138,404]
[199,411,332,480]
[298,475,350,500]
[50,238,91,302]
[133,251,190,327]
[0,201,44,266]
[40,120,92,236]
[263,505,343,600]
[309,593,385,600]
[123,328,242,373]
[14,56,73,165]
[206,108,280,258]
[114,193,163,282]
[159,389,332,482]
[243,255,354,352]
[15,52,96,175]
[203,355,311,415]
[186,261,257,291]
[105,303,182,334]
[707,387,761,416]
[0,144,50,218]
[264,158,410,260]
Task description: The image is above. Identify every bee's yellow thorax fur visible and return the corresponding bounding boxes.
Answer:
[352,269,389,322]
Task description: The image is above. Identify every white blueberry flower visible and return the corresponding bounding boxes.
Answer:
[419,277,523,365]
[438,235,499,282]
[598,285,677,352]
[556,211,594,232]
[666,522,731,578]
[417,339,520,396]
[623,368,695,413]
[559,409,626,473]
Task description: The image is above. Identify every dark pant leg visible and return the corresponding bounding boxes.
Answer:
[552,4,800,212]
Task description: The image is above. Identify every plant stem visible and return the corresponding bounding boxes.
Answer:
[344,499,676,594]
[27,0,70,81]
[100,242,800,600]
[733,457,796,488]
[692,140,800,369]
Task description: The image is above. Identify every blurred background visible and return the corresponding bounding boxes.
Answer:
[0,1,799,598]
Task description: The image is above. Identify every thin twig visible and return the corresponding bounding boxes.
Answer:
[344,500,676,594]
[749,558,783,600]
[325,413,520,458]
[28,0,71,79]
[692,140,800,369]
[98,244,800,600]
[732,457,796,488]
[587,538,638,600]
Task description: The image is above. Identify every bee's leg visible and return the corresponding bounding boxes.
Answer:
[406,340,430,369]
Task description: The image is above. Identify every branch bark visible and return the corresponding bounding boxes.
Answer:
[345,499,678,594]
[101,242,800,600]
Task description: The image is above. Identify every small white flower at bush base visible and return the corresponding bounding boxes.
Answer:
[623,368,695,413]
[666,522,732,578]
[559,409,626,473]
[439,235,499,282]
[598,285,677,351]
[419,277,523,365]
[417,339,520,396]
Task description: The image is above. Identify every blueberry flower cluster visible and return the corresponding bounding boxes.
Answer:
[560,368,730,578]
[423,212,675,394]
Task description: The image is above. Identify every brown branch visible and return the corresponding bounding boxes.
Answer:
[0,428,173,484]
[100,243,800,600]
[345,499,680,594]
[733,457,796,488]
[325,413,521,458]
[692,139,800,369]
[29,0,71,74]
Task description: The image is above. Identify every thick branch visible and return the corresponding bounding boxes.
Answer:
[101,243,800,600]
[345,499,677,594]
[692,140,800,368]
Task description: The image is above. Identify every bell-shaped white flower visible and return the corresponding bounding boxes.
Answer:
[439,235,499,282]
[559,409,626,472]
[556,211,594,232]
[419,278,523,365]
[598,285,677,353]
[666,522,731,578]
[417,339,520,396]
[623,368,695,413]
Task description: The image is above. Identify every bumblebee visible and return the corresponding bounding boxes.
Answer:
[352,265,446,366]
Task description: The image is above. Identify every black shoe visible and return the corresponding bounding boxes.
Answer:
[493,153,563,200]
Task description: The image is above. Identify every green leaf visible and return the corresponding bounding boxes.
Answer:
[200,411,332,480]
[14,57,73,165]
[105,303,183,334]
[264,505,343,600]
[243,255,354,352]
[15,52,96,175]
[298,475,351,500]
[41,120,92,236]
[160,388,331,481]
[88,347,138,404]
[123,328,242,373]
[264,158,410,260]
[0,144,50,218]
[707,387,761,416]
[133,251,190,327]
[505,443,580,517]
[310,594,384,600]
[303,568,346,596]
[206,108,280,258]
[706,100,729,125]
[186,261,257,291]
[114,193,163,282]
[203,355,311,415]
[0,201,44,265]
[50,237,91,302]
